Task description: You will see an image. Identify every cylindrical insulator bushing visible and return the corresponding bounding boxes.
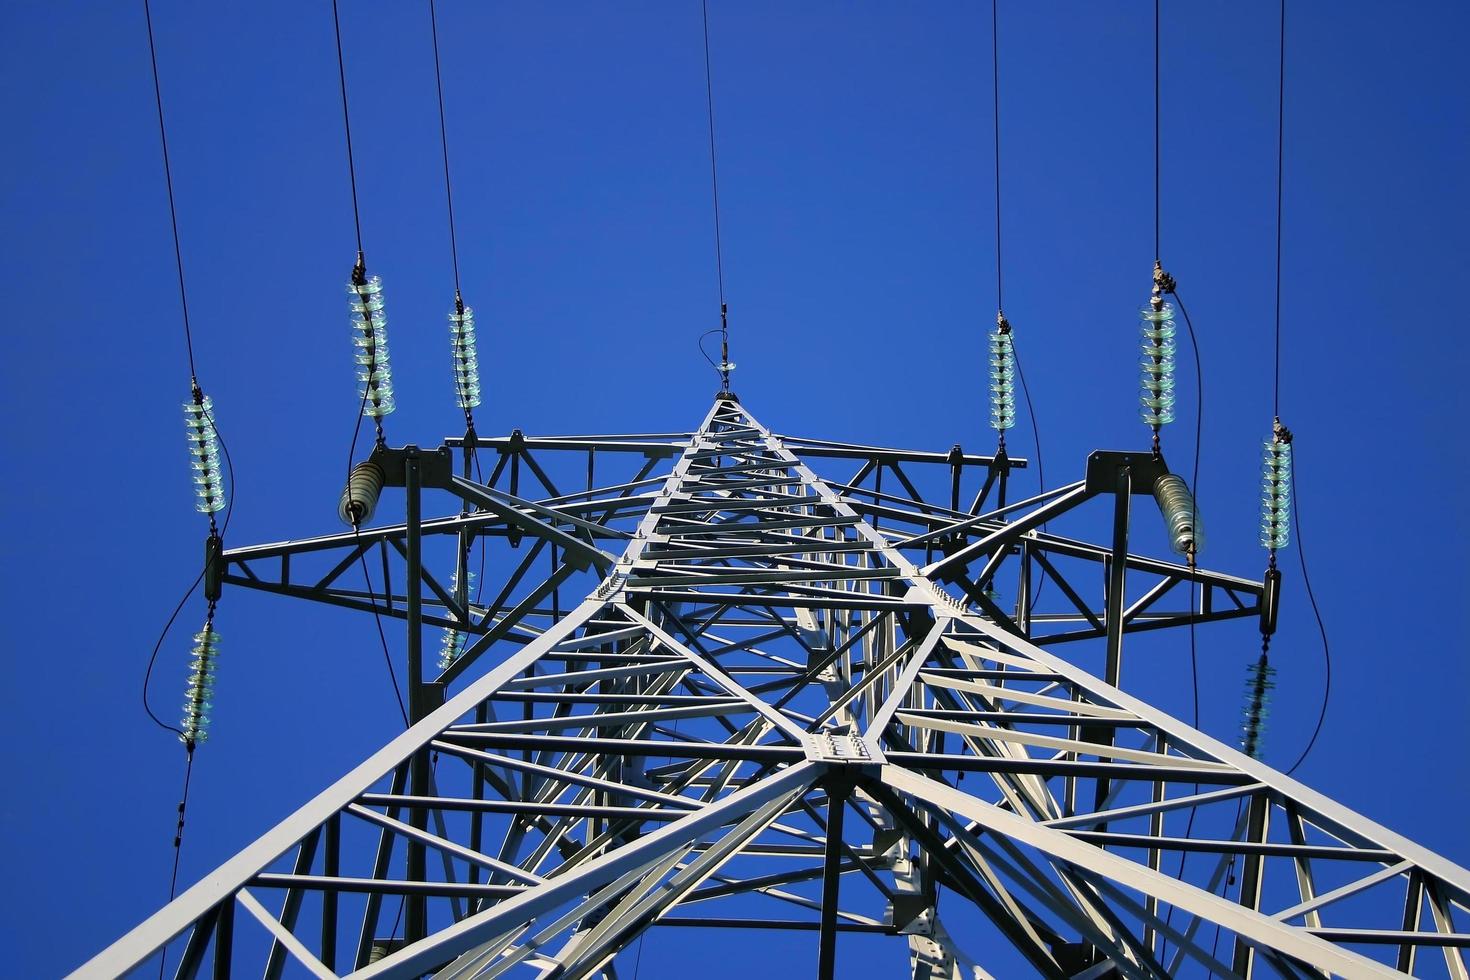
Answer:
[181,625,221,745]
[989,329,1016,431]
[449,305,482,410]
[339,459,385,526]
[1240,656,1276,761]
[1153,472,1204,556]
[1261,438,1292,550]
[1139,303,1177,426]
[183,394,227,514]
[349,276,396,418]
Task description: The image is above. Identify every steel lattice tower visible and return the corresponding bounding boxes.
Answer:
[77,395,1469,979]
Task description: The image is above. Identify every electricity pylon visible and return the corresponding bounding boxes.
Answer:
[78,396,1468,979]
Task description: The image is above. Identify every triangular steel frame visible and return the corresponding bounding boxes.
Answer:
[76,398,1470,979]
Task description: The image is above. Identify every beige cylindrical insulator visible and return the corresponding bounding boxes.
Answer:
[1152,472,1204,557]
[339,459,385,526]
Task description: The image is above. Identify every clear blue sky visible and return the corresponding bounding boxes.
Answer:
[2,2,1466,976]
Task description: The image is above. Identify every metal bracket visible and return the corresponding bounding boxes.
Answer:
[1085,450,1168,495]
[370,445,455,490]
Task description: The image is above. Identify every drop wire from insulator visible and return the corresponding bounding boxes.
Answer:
[438,568,475,670]
[348,275,396,419]
[1139,302,1177,427]
[449,299,482,412]
[990,315,1017,434]
[180,623,221,745]
[1241,653,1276,760]
[183,393,226,516]
[1261,433,1293,551]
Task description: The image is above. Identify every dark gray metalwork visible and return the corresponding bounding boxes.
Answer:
[74,398,1469,979]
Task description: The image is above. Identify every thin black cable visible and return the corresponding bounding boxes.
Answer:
[1273,0,1286,418]
[991,0,1003,312]
[631,931,646,979]
[428,0,462,299]
[1013,347,1047,609]
[1282,454,1330,776]
[1203,797,1247,980]
[331,0,364,255]
[142,572,204,739]
[701,0,726,307]
[1154,287,1208,976]
[700,0,732,391]
[166,749,196,901]
[698,328,724,376]
[357,539,410,727]
[1170,289,1205,730]
[202,404,237,538]
[156,744,197,979]
[1154,0,1161,261]
[142,0,198,382]
[473,451,488,608]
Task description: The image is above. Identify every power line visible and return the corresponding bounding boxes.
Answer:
[1153,0,1162,261]
[1273,0,1286,418]
[700,0,731,391]
[428,0,462,301]
[991,1,1047,612]
[331,0,364,256]
[991,0,1003,312]
[142,0,198,382]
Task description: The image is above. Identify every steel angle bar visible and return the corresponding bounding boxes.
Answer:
[429,742,705,811]
[1027,530,1264,593]
[622,604,832,743]
[900,480,1087,552]
[235,891,335,980]
[343,804,544,885]
[497,659,687,692]
[1273,860,1415,924]
[863,626,948,738]
[359,794,694,824]
[1045,783,1264,831]
[356,762,819,979]
[250,874,522,899]
[1065,831,1396,863]
[448,700,748,735]
[435,561,587,686]
[921,484,1096,579]
[448,477,618,570]
[879,764,1402,978]
[774,435,1023,469]
[1064,869,1243,979]
[438,734,802,765]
